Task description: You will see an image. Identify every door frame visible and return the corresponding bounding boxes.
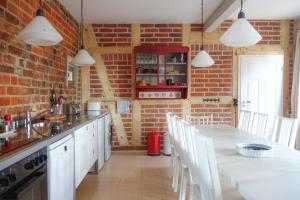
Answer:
[232,45,286,127]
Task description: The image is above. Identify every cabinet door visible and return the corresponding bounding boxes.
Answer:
[91,121,98,164]
[75,125,91,188]
[49,135,74,200]
[97,118,105,170]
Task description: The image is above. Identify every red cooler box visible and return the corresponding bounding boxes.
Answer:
[147,132,161,156]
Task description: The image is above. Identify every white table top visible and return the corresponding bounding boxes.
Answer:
[197,125,300,200]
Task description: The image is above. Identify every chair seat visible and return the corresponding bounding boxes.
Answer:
[220,176,245,200]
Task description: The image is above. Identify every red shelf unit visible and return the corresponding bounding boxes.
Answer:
[134,46,189,99]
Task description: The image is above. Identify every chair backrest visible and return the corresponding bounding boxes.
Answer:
[250,112,269,138]
[185,114,214,125]
[192,132,223,200]
[166,112,175,146]
[238,110,252,132]
[272,117,299,148]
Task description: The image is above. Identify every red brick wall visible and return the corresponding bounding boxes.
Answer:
[92,24,132,47]
[102,54,132,98]
[190,44,233,97]
[141,104,182,145]
[191,103,232,125]
[140,24,182,46]
[0,0,80,115]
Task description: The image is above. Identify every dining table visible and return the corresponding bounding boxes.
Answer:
[196,125,300,200]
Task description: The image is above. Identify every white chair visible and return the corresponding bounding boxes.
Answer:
[272,117,299,148]
[249,112,269,138]
[238,110,252,131]
[168,114,182,192]
[185,114,213,125]
[166,113,176,179]
[189,131,244,200]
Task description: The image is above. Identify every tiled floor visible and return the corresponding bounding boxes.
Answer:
[76,151,179,200]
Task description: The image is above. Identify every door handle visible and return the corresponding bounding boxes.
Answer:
[242,100,252,104]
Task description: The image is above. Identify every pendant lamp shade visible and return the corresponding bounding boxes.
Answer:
[71,46,96,66]
[71,0,95,66]
[220,18,262,47]
[220,0,262,47]
[19,9,63,46]
[191,0,214,68]
[192,48,215,68]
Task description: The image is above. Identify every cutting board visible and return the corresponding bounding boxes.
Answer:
[45,114,66,122]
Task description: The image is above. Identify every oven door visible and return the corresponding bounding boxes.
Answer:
[2,166,47,200]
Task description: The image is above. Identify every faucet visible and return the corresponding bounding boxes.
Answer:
[24,111,31,138]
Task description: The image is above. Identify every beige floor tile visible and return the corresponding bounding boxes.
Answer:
[76,151,178,200]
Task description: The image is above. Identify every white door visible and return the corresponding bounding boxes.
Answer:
[239,55,284,116]
[49,135,74,200]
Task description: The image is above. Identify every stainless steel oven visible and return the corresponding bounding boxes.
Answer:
[0,148,48,200]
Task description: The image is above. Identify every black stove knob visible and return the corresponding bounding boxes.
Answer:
[24,162,34,170]
[7,174,16,182]
[34,157,39,166]
[0,178,9,187]
[39,155,47,162]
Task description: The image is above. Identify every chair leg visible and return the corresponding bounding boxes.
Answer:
[169,150,174,178]
[188,182,194,200]
[172,157,180,192]
[179,167,187,200]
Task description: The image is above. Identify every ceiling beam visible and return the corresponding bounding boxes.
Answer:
[204,0,243,32]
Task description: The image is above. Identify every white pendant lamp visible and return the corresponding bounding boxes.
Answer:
[220,0,262,47]
[191,0,214,68]
[72,0,95,66]
[18,1,63,46]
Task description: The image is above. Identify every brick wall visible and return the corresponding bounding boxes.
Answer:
[0,0,80,115]
[92,24,132,47]
[140,24,182,46]
[190,44,233,97]
[141,104,182,145]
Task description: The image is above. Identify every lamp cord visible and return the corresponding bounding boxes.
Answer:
[201,0,204,49]
[241,0,244,12]
[80,0,84,48]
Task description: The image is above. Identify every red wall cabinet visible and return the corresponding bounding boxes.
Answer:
[134,46,189,99]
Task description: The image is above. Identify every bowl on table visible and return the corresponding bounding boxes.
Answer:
[237,143,273,158]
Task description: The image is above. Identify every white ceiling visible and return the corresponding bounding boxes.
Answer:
[59,0,300,24]
[59,0,223,23]
[230,0,300,20]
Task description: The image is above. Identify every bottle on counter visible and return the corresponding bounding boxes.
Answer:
[0,113,5,133]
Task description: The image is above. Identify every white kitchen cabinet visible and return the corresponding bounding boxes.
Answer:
[48,135,74,200]
[74,120,99,188]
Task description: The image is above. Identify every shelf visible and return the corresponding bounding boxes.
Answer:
[166,63,187,65]
[166,74,187,76]
[136,63,157,65]
[136,74,157,76]
[136,85,187,89]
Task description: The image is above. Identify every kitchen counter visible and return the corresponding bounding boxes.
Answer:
[0,111,109,171]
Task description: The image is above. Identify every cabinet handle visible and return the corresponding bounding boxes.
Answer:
[86,126,88,131]
[64,145,67,151]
